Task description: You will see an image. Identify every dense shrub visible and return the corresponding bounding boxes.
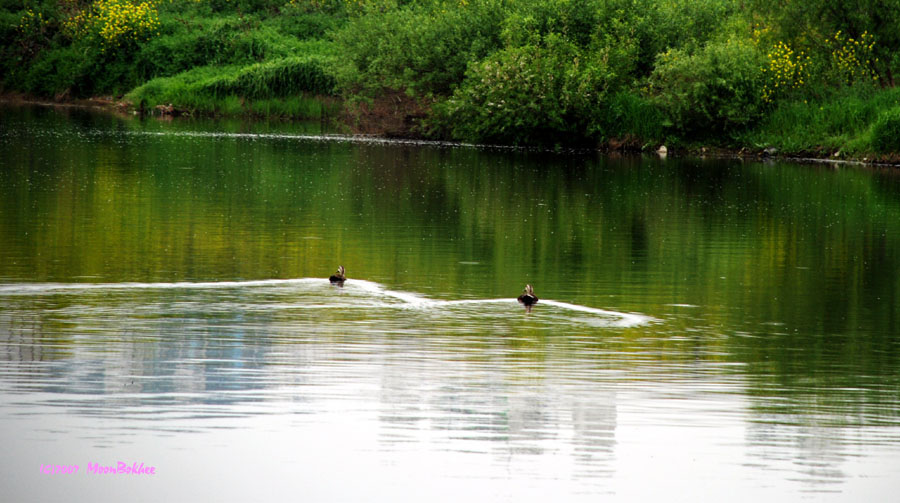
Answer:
[133,15,327,82]
[332,0,505,95]
[500,0,602,48]
[436,35,614,145]
[870,107,900,153]
[18,44,102,96]
[599,0,737,78]
[276,8,342,40]
[650,37,766,134]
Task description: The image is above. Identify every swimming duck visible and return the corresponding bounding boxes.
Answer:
[517,284,538,307]
[329,265,346,285]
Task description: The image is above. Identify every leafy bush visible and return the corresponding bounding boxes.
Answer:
[133,15,322,82]
[601,0,737,78]
[870,107,900,153]
[21,44,103,96]
[500,0,602,48]
[651,37,766,134]
[333,0,505,95]
[498,0,736,80]
[436,34,614,145]
[276,8,342,40]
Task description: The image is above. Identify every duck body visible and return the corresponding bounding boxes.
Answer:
[517,284,538,306]
[329,266,346,285]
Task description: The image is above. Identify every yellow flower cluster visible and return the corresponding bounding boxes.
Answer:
[63,0,160,49]
[17,8,46,36]
[761,41,809,103]
[828,30,877,84]
[750,25,771,45]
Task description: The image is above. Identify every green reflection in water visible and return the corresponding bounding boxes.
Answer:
[1,104,899,426]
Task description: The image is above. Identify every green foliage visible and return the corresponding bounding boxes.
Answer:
[599,91,665,142]
[204,55,337,97]
[870,107,900,153]
[436,35,614,145]
[126,57,338,117]
[598,0,737,78]
[276,7,341,39]
[133,15,328,82]
[500,0,603,48]
[205,0,284,14]
[332,0,505,95]
[650,37,767,134]
[749,0,900,85]
[20,44,102,96]
[737,86,900,154]
[1,0,899,153]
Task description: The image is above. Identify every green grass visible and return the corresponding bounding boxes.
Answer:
[126,62,339,119]
[869,107,900,154]
[204,55,338,98]
[736,86,900,155]
[601,91,666,145]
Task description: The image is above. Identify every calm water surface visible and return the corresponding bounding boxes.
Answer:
[1,105,899,501]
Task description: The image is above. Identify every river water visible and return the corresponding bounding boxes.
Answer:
[1,105,898,501]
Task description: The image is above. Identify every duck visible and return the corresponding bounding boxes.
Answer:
[517,284,538,307]
[329,265,346,285]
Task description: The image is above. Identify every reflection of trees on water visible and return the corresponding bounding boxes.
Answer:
[745,420,847,493]
[570,392,617,479]
[0,292,290,406]
[373,339,617,482]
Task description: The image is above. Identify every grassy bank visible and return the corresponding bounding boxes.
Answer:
[2,0,900,158]
[1,0,345,119]
[736,87,900,160]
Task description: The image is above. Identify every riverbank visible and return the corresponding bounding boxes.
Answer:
[3,0,899,160]
[5,93,900,168]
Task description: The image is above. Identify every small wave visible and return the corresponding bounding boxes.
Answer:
[349,279,435,307]
[0,278,321,295]
[540,300,654,327]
